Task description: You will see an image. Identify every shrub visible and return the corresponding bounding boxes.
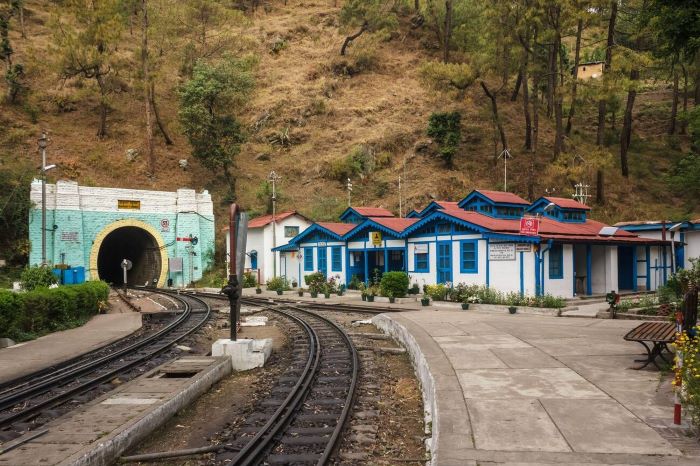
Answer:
[304,272,326,293]
[380,272,409,298]
[408,283,420,295]
[1,281,109,341]
[427,111,461,167]
[673,327,700,429]
[20,265,58,291]
[266,276,290,292]
[348,274,362,290]
[243,271,257,288]
[425,284,448,301]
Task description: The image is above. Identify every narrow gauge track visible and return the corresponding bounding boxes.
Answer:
[184,290,406,314]
[217,301,359,466]
[0,290,211,442]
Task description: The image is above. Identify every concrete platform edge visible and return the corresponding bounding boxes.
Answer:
[372,314,439,466]
[63,357,232,466]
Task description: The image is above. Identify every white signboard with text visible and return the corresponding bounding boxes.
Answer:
[488,243,516,261]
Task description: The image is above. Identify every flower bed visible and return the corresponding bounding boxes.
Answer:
[421,283,565,309]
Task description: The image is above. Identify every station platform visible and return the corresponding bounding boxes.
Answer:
[0,356,230,466]
[373,309,700,466]
[0,312,142,384]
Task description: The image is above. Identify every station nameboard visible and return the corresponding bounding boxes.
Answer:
[118,199,141,210]
[488,243,516,261]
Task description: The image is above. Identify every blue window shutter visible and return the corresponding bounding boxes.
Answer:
[460,240,478,273]
[331,246,342,272]
[414,243,429,272]
[549,244,563,279]
[304,247,314,271]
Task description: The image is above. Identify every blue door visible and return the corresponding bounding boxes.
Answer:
[250,251,258,270]
[437,242,452,284]
[318,247,327,276]
[618,246,634,290]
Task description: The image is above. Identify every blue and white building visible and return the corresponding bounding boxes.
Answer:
[275,190,676,298]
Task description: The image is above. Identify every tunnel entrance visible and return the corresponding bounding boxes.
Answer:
[97,226,162,286]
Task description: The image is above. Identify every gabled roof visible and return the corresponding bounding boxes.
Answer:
[247,211,311,229]
[317,222,357,236]
[369,217,419,233]
[413,200,461,218]
[476,190,530,205]
[542,196,591,211]
[458,189,530,208]
[339,206,393,221]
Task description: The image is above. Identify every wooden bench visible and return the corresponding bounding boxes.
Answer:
[623,322,676,370]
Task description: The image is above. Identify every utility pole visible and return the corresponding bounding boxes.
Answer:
[346,178,353,207]
[497,148,512,192]
[268,170,281,278]
[398,175,403,218]
[37,132,56,266]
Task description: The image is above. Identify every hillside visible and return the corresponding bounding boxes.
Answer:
[0,0,698,264]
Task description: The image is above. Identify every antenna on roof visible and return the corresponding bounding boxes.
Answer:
[497,149,512,191]
[573,182,591,205]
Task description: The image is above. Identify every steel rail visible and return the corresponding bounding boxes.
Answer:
[0,290,211,429]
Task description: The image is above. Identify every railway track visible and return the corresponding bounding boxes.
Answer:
[0,289,212,443]
[217,301,359,465]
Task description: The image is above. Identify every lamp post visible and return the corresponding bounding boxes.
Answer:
[38,132,55,266]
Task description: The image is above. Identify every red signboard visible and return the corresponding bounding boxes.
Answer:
[520,217,540,236]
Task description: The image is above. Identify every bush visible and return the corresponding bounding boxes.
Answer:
[304,272,326,293]
[380,272,409,298]
[348,274,362,290]
[0,281,109,341]
[427,111,461,167]
[425,284,448,301]
[243,271,257,288]
[20,265,58,291]
[673,327,700,429]
[266,276,290,292]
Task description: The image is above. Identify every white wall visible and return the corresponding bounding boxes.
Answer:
[683,230,700,268]
[543,244,574,298]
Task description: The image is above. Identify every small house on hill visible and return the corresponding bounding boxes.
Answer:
[576,61,604,80]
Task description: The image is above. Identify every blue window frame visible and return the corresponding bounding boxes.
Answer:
[318,247,327,275]
[414,243,429,272]
[437,241,452,283]
[331,246,342,272]
[460,240,478,273]
[549,244,563,279]
[304,247,314,271]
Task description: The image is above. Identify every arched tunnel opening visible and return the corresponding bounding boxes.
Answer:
[97,226,162,286]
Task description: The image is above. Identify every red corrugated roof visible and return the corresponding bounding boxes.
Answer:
[476,190,530,205]
[317,222,357,236]
[538,234,670,245]
[544,196,591,210]
[352,207,394,217]
[441,210,642,239]
[436,201,459,210]
[248,211,303,228]
[369,217,420,232]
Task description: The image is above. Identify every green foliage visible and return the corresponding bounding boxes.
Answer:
[0,281,109,342]
[0,168,31,264]
[304,272,326,293]
[379,271,409,298]
[348,274,362,290]
[327,144,383,182]
[255,180,284,215]
[339,0,399,33]
[427,112,462,167]
[438,283,566,308]
[424,284,449,301]
[178,55,256,189]
[242,271,257,288]
[20,266,58,291]
[266,276,290,292]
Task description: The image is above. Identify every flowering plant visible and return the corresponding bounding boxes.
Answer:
[672,326,700,428]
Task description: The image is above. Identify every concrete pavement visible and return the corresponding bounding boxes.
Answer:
[373,309,699,466]
[0,312,142,384]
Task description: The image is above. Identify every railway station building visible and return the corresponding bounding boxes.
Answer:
[274,190,676,298]
[28,180,215,287]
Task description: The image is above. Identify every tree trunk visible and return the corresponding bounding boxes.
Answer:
[681,63,688,134]
[142,0,155,176]
[597,1,617,146]
[481,81,508,163]
[546,44,554,117]
[669,67,679,135]
[620,68,639,178]
[443,0,452,63]
[340,22,367,56]
[511,70,522,101]
[596,169,604,205]
[566,18,583,135]
[522,63,532,151]
[415,0,420,11]
[529,71,540,200]
[96,75,108,139]
[19,5,25,39]
[552,23,563,160]
[150,82,173,145]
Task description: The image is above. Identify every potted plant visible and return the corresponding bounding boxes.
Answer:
[508,306,517,314]
[291,279,298,288]
[310,290,318,298]
[461,299,470,310]
[276,289,283,295]
[323,283,331,299]
[387,291,395,304]
[298,289,304,297]
[367,294,375,302]
[255,287,262,294]
[337,284,345,296]
[421,295,430,306]
[267,276,290,296]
